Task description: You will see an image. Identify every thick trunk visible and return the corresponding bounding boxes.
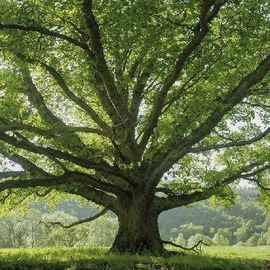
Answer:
[111,196,165,254]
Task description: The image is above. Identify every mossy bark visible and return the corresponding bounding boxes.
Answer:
[111,195,165,254]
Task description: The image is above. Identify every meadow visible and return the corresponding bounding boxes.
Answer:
[0,246,269,270]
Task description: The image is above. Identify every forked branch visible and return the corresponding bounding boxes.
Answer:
[162,239,207,254]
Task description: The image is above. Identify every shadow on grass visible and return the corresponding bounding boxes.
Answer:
[0,247,266,270]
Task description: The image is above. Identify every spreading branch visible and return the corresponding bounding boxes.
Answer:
[155,162,270,212]
[15,52,112,135]
[139,0,227,152]
[0,132,124,177]
[244,177,270,193]
[0,173,117,210]
[0,122,106,137]
[82,0,131,122]
[0,171,24,178]
[162,239,207,254]
[45,207,108,228]
[150,52,270,183]
[0,150,52,177]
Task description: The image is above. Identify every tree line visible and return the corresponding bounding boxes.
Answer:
[0,188,268,248]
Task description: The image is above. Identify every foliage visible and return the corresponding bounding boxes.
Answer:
[212,231,230,246]
[0,0,270,252]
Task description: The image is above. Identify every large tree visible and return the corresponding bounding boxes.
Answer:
[0,0,269,253]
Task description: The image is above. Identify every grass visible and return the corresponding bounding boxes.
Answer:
[0,246,269,270]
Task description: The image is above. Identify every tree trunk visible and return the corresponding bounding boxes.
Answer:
[111,196,165,254]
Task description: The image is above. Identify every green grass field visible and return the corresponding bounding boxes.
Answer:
[0,246,269,270]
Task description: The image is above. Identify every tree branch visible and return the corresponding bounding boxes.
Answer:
[244,177,270,192]
[139,0,227,152]
[0,149,52,177]
[0,171,24,178]
[0,122,107,137]
[0,132,119,176]
[0,174,68,191]
[155,162,270,212]
[190,127,270,153]
[162,239,207,254]
[81,0,131,122]
[0,172,119,210]
[130,64,153,122]
[150,52,270,183]
[16,62,104,158]
[69,171,130,198]
[42,63,112,135]
[45,207,108,228]
[0,23,94,58]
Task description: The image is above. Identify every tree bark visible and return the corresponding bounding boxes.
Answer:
[110,196,165,254]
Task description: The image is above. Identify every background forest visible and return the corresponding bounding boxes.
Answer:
[0,187,269,249]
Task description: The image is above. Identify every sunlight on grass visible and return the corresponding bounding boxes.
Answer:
[0,246,269,269]
[203,246,270,260]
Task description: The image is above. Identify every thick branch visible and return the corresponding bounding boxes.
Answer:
[16,52,112,135]
[71,185,117,210]
[82,0,131,122]
[70,171,130,198]
[20,63,62,125]
[155,162,270,212]
[0,173,117,210]
[0,171,24,178]
[17,62,101,157]
[0,174,68,190]
[0,149,52,177]
[0,23,94,57]
[43,64,112,135]
[130,64,153,121]
[0,132,120,176]
[0,122,106,137]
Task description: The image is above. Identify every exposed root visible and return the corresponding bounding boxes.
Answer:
[162,239,207,254]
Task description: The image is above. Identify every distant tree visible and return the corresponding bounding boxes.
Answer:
[244,233,260,247]
[42,211,89,247]
[187,233,212,247]
[209,227,216,237]
[264,230,270,246]
[259,216,270,231]
[212,231,229,246]
[233,220,255,242]
[233,241,244,247]
[87,216,118,246]
[0,0,270,253]
[173,233,187,247]
[0,213,29,247]
[180,223,204,239]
